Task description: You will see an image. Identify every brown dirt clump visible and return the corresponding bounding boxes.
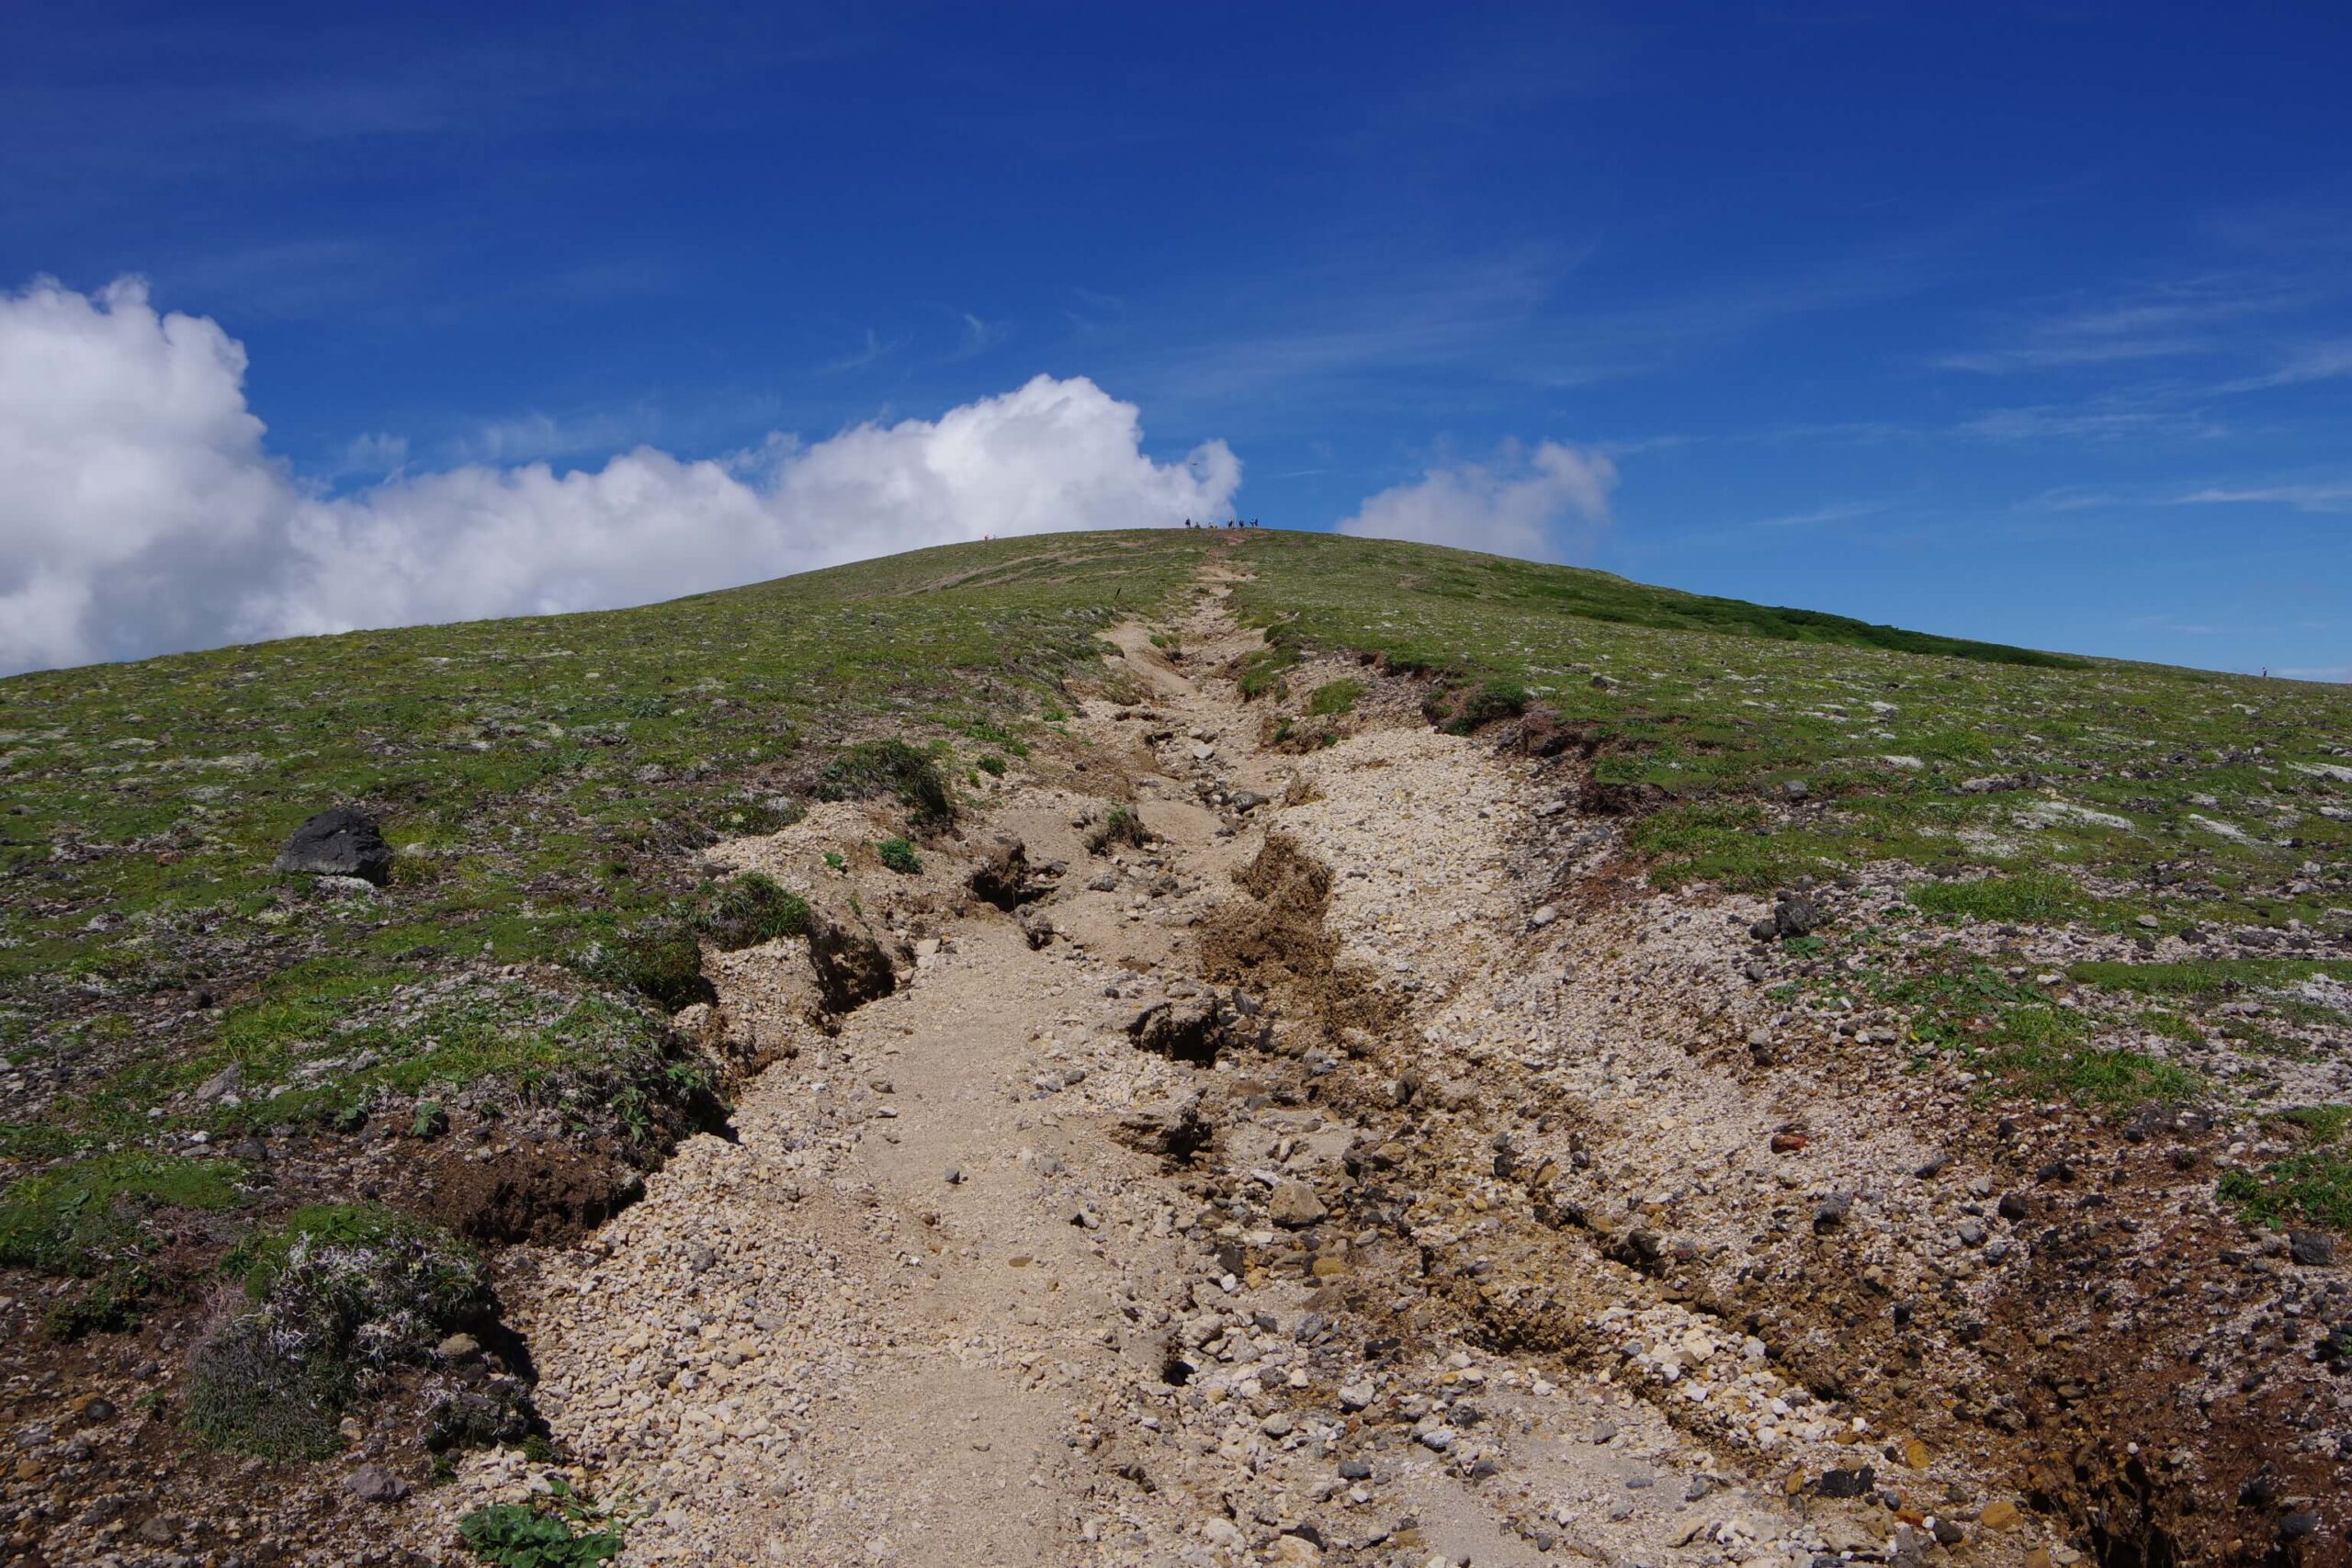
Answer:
[1200,832,1399,1043]
[413,1143,647,1247]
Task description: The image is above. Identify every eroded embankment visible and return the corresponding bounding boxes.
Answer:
[404,558,2316,1568]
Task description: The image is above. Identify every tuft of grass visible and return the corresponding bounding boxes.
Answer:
[692,872,810,952]
[2220,1156,2352,1234]
[1306,678,1364,717]
[1910,872,2089,924]
[1447,679,1530,733]
[189,1202,488,1460]
[816,739,954,825]
[876,837,922,875]
[1088,807,1149,854]
[1236,641,1301,699]
[1989,1037,2202,1108]
[2228,1111,2352,1264]
[977,752,1008,776]
[2279,1104,2352,1145]
[585,921,712,1011]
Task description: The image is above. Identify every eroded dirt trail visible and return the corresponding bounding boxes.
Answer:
[419,558,2059,1567]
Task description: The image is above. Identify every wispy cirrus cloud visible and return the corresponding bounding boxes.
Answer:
[1747,498,1892,530]
[2172,479,2352,513]
[820,326,909,374]
[2011,485,2123,513]
[1935,276,2309,374]
[2217,336,2352,392]
[947,311,1011,361]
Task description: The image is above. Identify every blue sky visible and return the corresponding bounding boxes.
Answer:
[4,4,2349,676]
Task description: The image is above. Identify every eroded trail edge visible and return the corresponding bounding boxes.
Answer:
[418,558,2064,1568]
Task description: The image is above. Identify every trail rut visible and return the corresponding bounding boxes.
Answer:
[416,557,2060,1567]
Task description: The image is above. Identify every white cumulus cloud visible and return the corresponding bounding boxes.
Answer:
[1337,440,1616,560]
[0,276,1241,674]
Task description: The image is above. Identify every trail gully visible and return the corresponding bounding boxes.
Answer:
[418,555,2054,1567]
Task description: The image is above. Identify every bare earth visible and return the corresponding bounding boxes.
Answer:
[412,558,2091,1566]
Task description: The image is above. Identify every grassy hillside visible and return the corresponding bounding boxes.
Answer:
[0,532,1207,1185]
[6,524,2351,1358]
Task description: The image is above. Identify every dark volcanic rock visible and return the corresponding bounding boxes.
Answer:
[1773,891,1822,938]
[2289,1229,2336,1268]
[272,807,392,886]
[1815,1466,1875,1498]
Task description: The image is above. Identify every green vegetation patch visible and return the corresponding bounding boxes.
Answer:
[1628,802,1835,892]
[1306,677,1364,717]
[1990,1038,2202,1108]
[816,739,955,825]
[2221,1105,2352,1234]
[1909,872,2090,924]
[876,838,922,874]
[1445,679,1530,734]
[0,1151,244,1277]
[692,872,810,953]
[2221,1156,2352,1234]
[1236,640,1301,699]
[460,1480,628,1566]
[69,964,710,1151]
[2279,1104,2352,1144]
[1088,806,1148,854]
[1,531,1209,1195]
[0,1150,248,1337]
[1228,530,2352,931]
[2067,957,2350,998]
[1867,950,2202,1107]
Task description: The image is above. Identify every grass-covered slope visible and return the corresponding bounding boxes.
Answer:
[1232,530,2352,931]
[0,531,1207,1207]
[7,524,2352,1306]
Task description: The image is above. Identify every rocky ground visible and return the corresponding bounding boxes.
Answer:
[390,555,2324,1568]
